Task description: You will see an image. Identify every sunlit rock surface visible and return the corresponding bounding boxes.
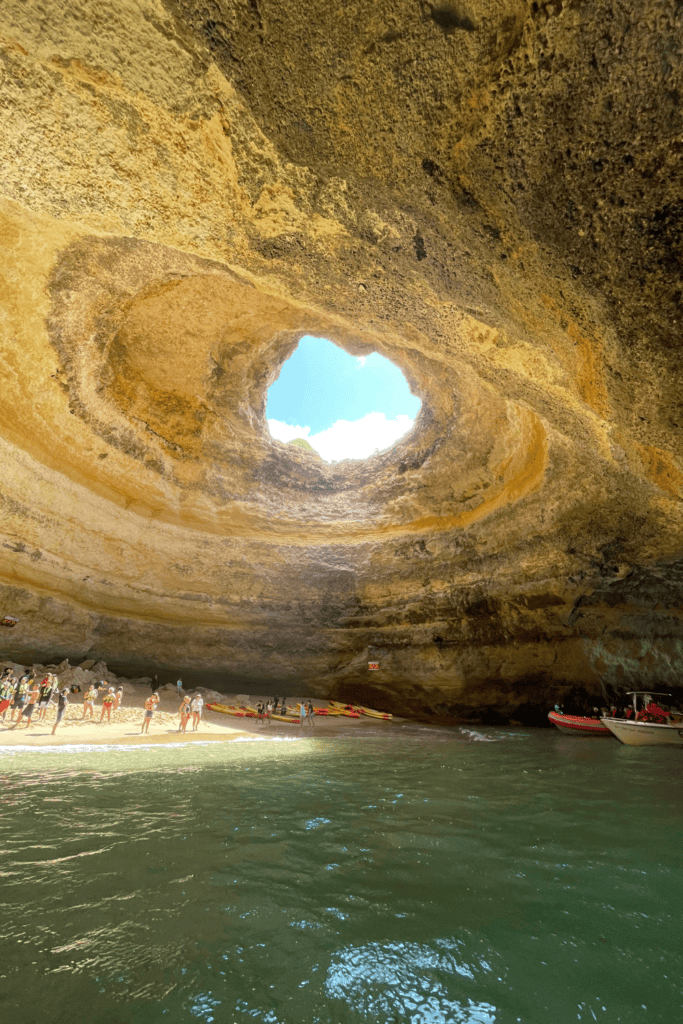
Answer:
[1,0,682,721]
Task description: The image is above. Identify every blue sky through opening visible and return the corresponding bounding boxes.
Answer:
[266,336,421,462]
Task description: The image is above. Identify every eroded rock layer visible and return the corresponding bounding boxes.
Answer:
[0,0,682,720]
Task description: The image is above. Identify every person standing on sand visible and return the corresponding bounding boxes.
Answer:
[10,675,29,722]
[176,679,183,700]
[178,695,191,733]
[82,684,97,719]
[141,692,159,734]
[113,686,123,712]
[37,674,57,723]
[190,693,203,731]
[14,679,40,729]
[299,701,307,727]
[100,687,116,723]
[307,700,315,728]
[0,671,15,722]
[51,687,70,735]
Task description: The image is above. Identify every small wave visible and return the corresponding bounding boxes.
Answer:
[0,735,301,756]
[458,729,500,743]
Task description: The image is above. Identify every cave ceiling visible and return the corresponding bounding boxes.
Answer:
[0,0,682,717]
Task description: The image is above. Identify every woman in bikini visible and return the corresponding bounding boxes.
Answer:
[178,695,192,733]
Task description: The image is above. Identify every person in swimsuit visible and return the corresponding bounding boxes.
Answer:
[307,699,315,727]
[51,687,70,735]
[141,693,159,734]
[113,686,124,712]
[15,680,40,729]
[178,695,191,733]
[82,684,97,719]
[299,701,307,726]
[100,687,116,723]
[190,693,203,732]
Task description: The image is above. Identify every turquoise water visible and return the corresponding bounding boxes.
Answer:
[0,728,681,1023]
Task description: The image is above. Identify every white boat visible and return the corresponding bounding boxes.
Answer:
[601,692,683,747]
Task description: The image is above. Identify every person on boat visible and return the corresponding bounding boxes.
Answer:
[190,692,203,731]
[642,698,667,724]
[51,687,70,735]
[141,692,159,734]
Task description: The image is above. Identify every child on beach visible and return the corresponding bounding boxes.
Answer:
[82,684,97,719]
[178,695,191,733]
[99,687,116,723]
[141,693,159,734]
[190,693,203,732]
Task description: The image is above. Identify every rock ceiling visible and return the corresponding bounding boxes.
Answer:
[0,0,682,719]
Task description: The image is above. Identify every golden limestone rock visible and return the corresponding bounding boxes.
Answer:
[0,1,682,721]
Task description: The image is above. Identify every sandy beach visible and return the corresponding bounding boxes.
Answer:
[0,679,394,747]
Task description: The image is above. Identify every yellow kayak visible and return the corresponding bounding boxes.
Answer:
[329,700,392,720]
[206,703,257,718]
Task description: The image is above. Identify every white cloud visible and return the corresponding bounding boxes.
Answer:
[268,420,312,443]
[268,412,416,462]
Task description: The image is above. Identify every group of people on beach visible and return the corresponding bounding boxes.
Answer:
[254,697,315,726]
[0,667,204,736]
[0,668,84,735]
[172,692,204,734]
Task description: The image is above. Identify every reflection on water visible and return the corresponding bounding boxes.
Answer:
[0,730,682,1023]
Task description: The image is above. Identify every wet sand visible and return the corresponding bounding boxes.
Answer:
[0,682,395,747]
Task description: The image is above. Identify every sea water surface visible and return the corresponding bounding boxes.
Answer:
[0,727,681,1024]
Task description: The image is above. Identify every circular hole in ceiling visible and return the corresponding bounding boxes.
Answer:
[266,336,421,463]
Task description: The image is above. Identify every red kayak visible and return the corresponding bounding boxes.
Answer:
[548,711,612,736]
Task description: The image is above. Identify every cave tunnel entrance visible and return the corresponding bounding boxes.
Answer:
[266,336,421,462]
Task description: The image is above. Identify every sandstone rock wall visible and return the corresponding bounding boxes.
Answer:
[1,1,682,720]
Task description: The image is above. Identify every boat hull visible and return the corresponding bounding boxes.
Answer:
[601,717,683,746]
[548,711,612,735]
